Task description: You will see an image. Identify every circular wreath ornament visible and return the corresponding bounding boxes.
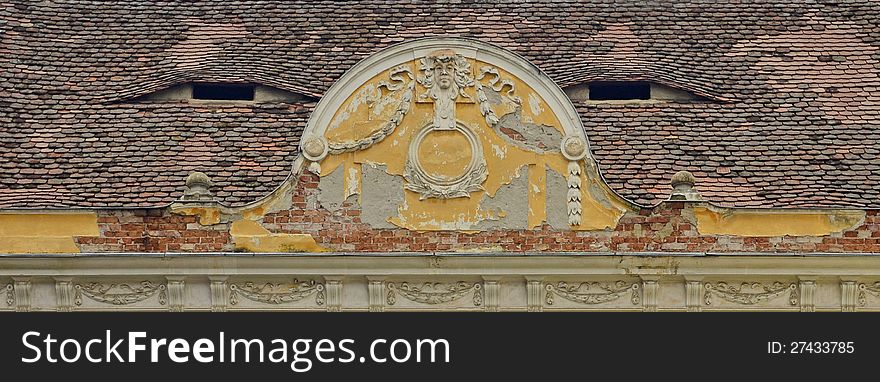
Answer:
[404,122,488,200]
[301,135,329,162]
[561,134,588,161]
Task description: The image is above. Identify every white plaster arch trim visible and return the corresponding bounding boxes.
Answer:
[301,37,591,156]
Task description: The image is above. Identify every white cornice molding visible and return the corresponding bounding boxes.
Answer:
[3,256,880,311]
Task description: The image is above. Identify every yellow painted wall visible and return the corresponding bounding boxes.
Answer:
[694,207,865,237]
[230,220,326,253]
[0,213,99,254]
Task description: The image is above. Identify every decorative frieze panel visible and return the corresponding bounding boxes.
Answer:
[227,279,326,310]
[385,281,483,310]
[703,281,799,310]
[543,280,641,310]
[74,281,167,308]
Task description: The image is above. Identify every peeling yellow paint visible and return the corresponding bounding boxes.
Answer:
[172,169,302,227]
[172,206,222,225]
[577,165,631,230]
[320,57,633,231]
[694,207,865,237]
[418,129,473,178]
[230,220,327,252]
[0,213,99,253]
[239,179,293,221]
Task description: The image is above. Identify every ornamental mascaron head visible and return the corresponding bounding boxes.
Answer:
[418,50,473,102]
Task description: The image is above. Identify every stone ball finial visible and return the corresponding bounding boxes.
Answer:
[182,171,214,201]
[670,171,696,188]
[669,170,702,201]
[185,171,212,188]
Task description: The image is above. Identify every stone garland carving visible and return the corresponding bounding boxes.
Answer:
[858,282,880,307]
[403,160,488,199]
[386,281,483,306]
[567,161,583,226]
[228,280,325,306]
[326,65,415,155]
[474,66,519,127]
[74,281,167,306]
[704,282,798,306]
[5,283,13,306]
[544,281,640,306]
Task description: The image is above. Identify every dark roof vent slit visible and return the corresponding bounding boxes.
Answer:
[192,83,256,101]
[588,82,650,101]
[563,81,708,103]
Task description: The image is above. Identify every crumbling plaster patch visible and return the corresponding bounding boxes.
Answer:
[317,165,345,213]
[361,163,404,229]
[545,167,570,230]
[494,108,562,153]
[476,166,529,230]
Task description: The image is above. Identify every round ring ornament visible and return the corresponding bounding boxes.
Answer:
[561,135,588,161]
[404,122,488,200]
[301,135,329,162]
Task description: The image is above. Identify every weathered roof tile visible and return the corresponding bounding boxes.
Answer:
[1,0,879,208]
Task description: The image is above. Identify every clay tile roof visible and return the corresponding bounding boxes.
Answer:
[1,0,879,209]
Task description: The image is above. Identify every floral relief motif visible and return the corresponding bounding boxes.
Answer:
[74,281,167,306]
[544,281,640,305]
[704,282,798,306]
[386,281,482,306]
[858,282,880,306]
[403,160,488,200]
[228,279,325,306]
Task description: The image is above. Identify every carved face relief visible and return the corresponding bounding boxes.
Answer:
[418,52,473,101]
[435,59,454,90]
[416,51,475,131]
